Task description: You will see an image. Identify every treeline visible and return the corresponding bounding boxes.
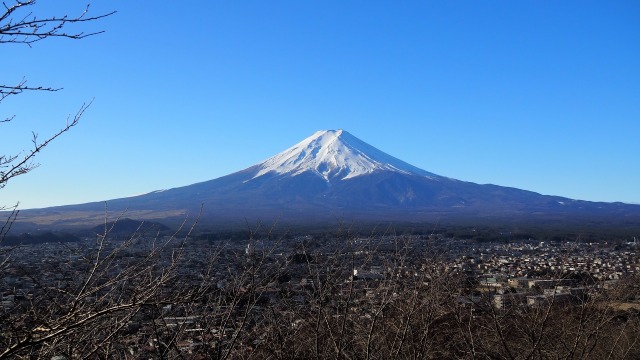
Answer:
[195,223,638,244]
[1,232,80,246]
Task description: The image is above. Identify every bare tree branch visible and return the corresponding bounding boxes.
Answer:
[0,1,116,46]
[0,100,90,191]
[1,78,60,104]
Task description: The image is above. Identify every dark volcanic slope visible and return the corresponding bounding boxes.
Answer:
[13,130,640,230]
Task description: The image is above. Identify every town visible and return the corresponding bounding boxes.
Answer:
[1,232,639,358]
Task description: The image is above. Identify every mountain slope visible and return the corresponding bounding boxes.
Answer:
[13,130,640,230]
[252,129,436,180]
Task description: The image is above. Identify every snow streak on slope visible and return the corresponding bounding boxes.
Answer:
[253,129,438,181]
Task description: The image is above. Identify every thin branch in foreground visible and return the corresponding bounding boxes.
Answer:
[0,100,92,190]
[0,1,116,46]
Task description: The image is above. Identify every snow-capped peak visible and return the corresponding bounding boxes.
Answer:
[252,129,437,181]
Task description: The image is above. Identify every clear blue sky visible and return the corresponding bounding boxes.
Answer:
[2,1,639,209]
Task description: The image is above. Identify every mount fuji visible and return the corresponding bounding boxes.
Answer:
[14,129,640,230]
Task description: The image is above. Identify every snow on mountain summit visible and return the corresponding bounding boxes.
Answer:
[252,129,437,181]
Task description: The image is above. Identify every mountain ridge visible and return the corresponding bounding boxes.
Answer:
[251,129,438,181]
[9,129,640,231]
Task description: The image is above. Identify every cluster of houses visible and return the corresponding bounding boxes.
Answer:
[445,239,639,309]
[451,239,639,280]
[1,234,638,356]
